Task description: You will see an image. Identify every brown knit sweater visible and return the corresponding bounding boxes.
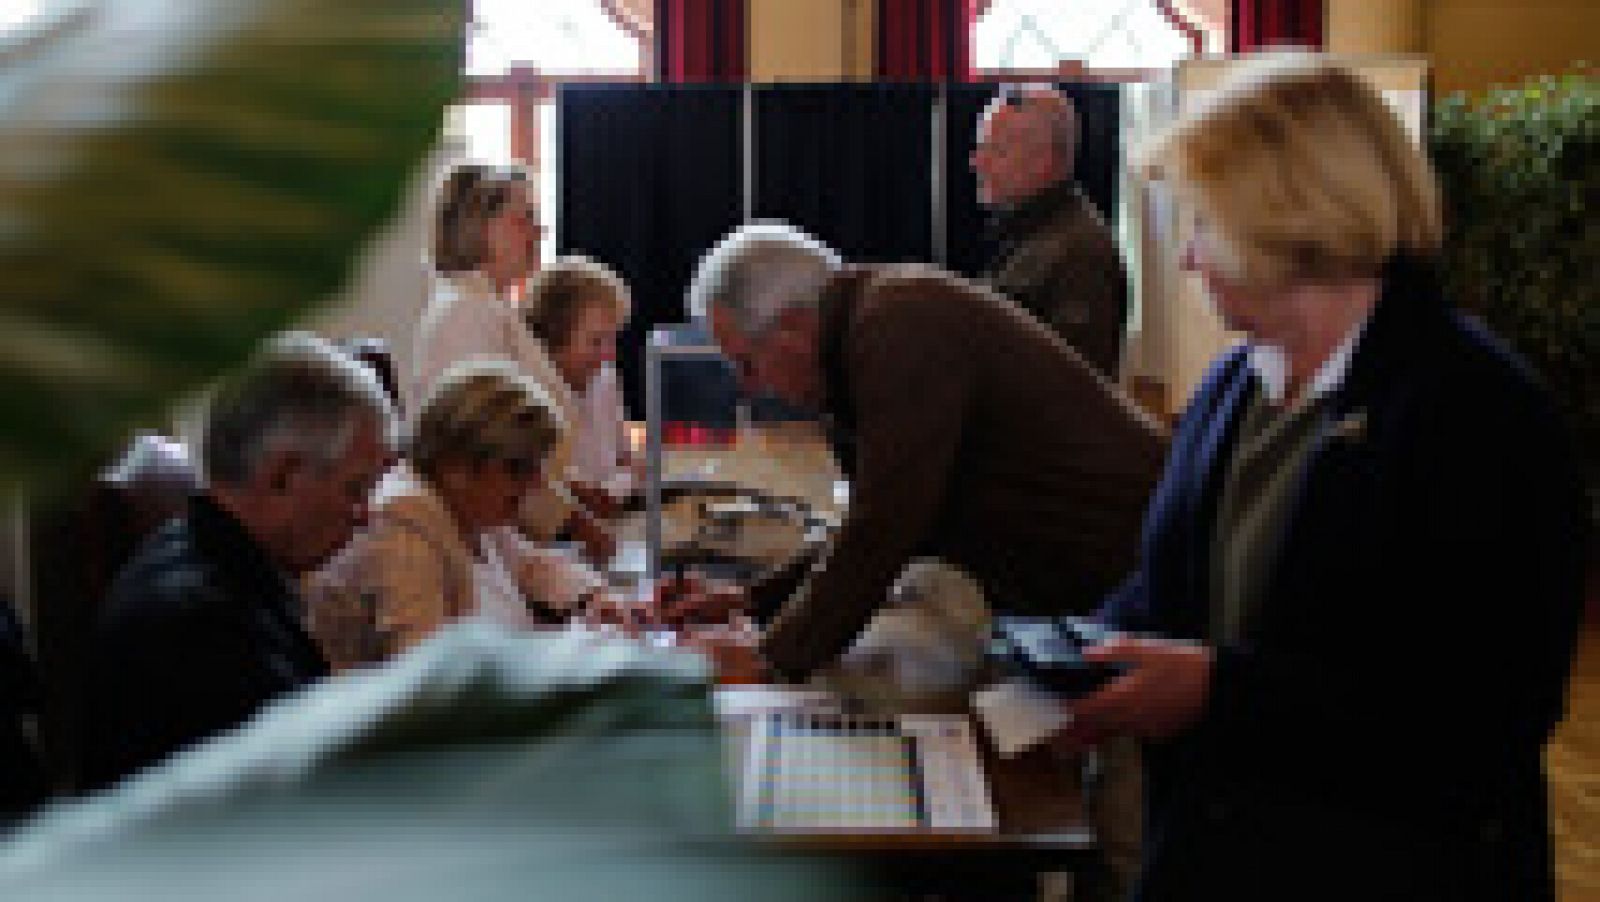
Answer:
[757,265,1167,679]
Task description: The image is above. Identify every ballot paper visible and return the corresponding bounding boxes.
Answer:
[972,679,1071,758]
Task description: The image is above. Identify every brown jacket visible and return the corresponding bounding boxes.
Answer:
[983,180,1129,378]
[756,266,1167,679]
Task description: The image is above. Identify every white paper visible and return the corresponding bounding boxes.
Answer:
[972,679,1071,758]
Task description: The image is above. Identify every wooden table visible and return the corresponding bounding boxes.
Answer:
[713,686,1095,880]
[637,426,1099,889]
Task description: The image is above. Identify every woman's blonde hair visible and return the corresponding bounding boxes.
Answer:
[408,357,565,480]
[521,255,632,350]
[432,164,535,275]
[1141,54,1442,290]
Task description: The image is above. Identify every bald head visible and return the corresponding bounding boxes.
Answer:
[971,85,1079,207]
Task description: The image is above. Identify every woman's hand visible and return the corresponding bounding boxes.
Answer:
[568,479,622,520]
[564,506,617,563]
[1051,637,1214,753]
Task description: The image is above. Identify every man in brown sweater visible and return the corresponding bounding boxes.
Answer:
[974,85,1130,379]
[685,222,1166,682]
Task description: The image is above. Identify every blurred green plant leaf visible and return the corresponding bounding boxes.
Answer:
[0,0,462,493]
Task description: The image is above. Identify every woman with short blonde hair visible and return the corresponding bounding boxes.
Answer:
[1143,55,1441,293]
[409,358,565,484]
[1059,54,1586,902]
[308,358,593,666]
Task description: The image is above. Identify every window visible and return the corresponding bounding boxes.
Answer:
[467,0,648,78]
[973,0,1220,74]
[443,102,514,165]
[453,1,652,246]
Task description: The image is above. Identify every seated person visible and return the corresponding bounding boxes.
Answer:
[413,165,613,566]
[520,256,644,517]
[80,333,396,789]
[307,358,611,668]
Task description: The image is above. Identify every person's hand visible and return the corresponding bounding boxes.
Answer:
[681,623,769,684]
[656,573,749,627]
[577,589,658,635]
[565,507,617,564]
[568,479,622,520]
[1050,637,1213,754]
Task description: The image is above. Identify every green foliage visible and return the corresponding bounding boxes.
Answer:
[0,1,462,494]
[1429,68,1599,477]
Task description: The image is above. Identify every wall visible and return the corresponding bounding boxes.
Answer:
[749,0,873,81]
[1426,0,1597,94]
[1326,0,1595,94]
[1326,0,1425,54]
[305,145,449,399]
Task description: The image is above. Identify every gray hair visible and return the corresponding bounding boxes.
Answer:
[686,221,842,337]
[201,331,397,487]
[991,84,1080,173]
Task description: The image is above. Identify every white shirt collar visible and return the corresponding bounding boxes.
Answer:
[1247,313,1371,406]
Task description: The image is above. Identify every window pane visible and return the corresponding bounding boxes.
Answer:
[467,0,642,77]
[444,103,513,165]
[538,100,557,264]
[975,0,1198,71]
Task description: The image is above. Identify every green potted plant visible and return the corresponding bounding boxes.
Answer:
[1,0,461,493]
[1429,68,1598,515]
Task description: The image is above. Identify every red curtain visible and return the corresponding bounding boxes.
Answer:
[656,0,747,82]
[877,0,973,81]
[1230,0,1325,52]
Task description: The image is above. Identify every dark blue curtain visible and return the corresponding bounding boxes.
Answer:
[943,83,1123,279]
[753,84,938,264]
[557,84,744,418]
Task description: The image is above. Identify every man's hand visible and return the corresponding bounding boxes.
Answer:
[1051,637,1214,753]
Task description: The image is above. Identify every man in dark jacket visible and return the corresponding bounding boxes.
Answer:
[80,333,395,789]
[973,85,1130,378]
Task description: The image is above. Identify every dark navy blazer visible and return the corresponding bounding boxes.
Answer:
[1100,255,1589,902]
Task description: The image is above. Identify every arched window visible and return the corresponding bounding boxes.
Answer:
[467,0,650,78]
[973,0,1222,75]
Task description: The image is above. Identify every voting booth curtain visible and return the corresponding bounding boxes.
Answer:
[557,82,1122,416]
[557,84,744,416]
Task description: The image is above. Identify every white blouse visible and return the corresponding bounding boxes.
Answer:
[565,363,636,499]
[411,271,579,539]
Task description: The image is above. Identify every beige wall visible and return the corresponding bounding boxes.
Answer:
[1328,0,1596,94]
[1326,0,1426,54]
[749,0,872,81]
[1426,0,1597,94]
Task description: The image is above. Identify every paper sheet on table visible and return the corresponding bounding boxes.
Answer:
[972,679,1071,758]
